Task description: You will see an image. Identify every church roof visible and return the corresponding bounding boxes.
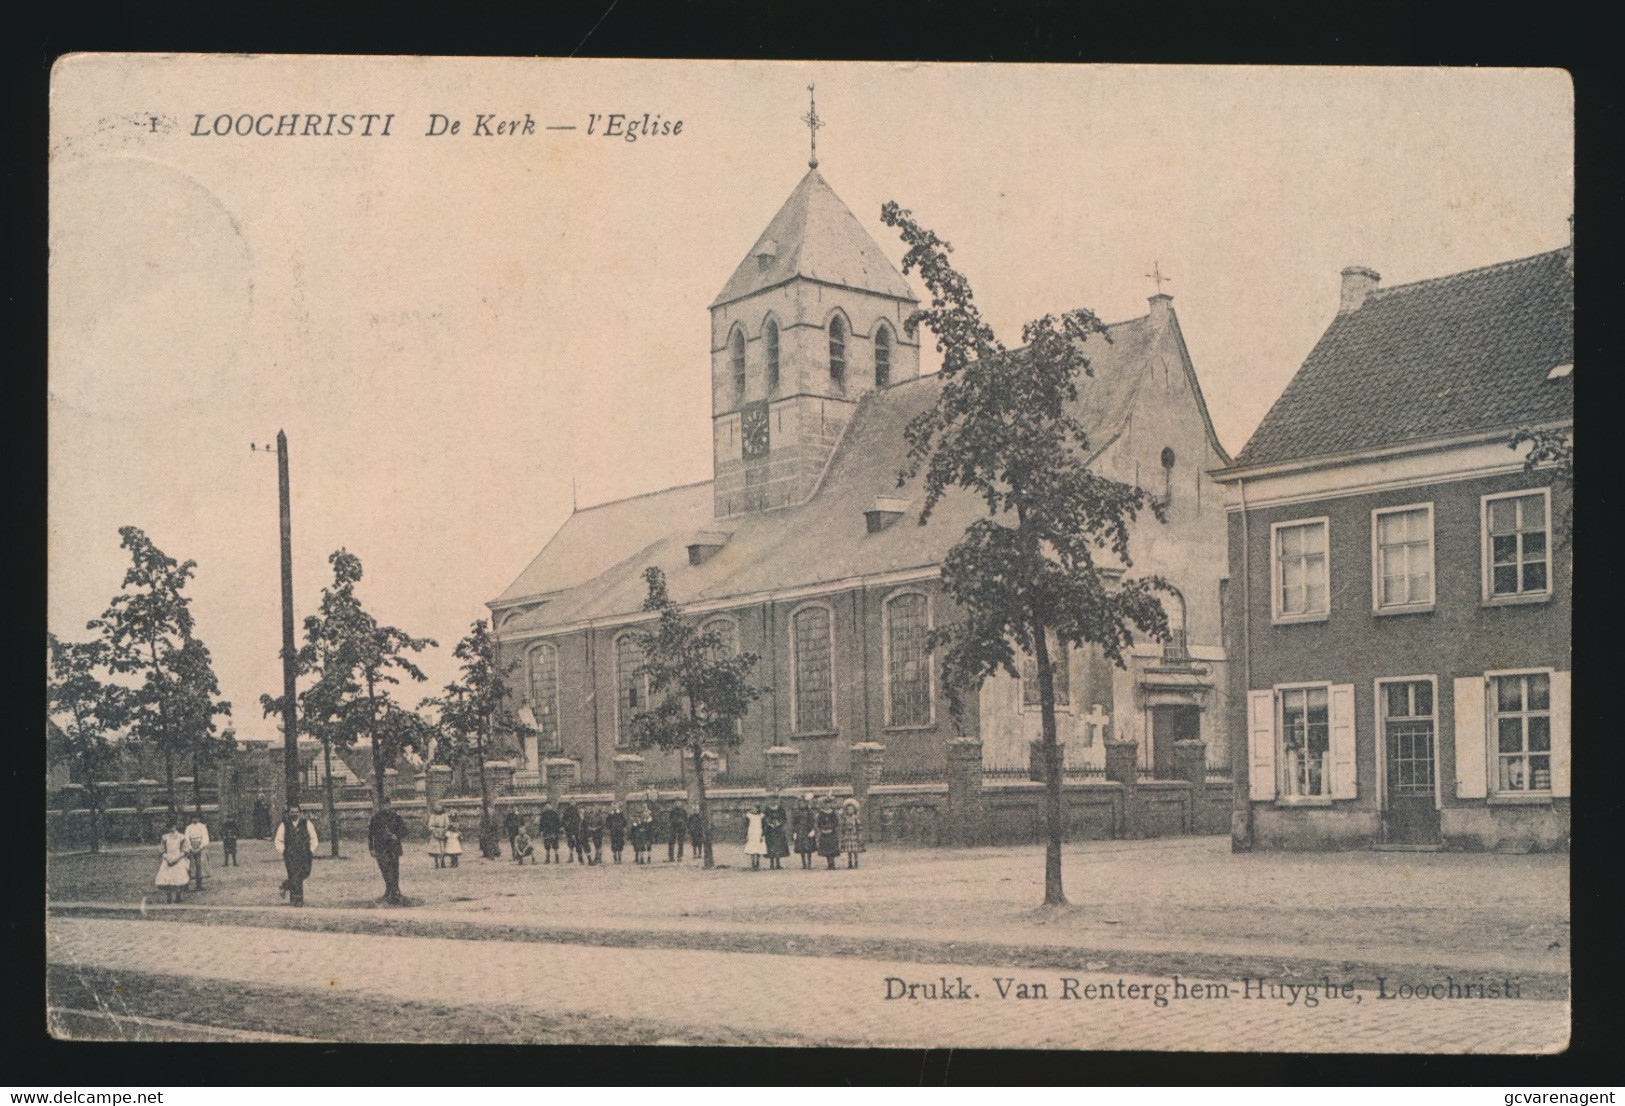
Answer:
[1233,247,1573,469]
[710,169,916,308]
[493,311,1178,635]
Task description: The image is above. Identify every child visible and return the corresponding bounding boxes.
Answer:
[513,825,536,864]
[840,798,865,869]
[220,817,239,866]
[443,817,462,868]
[154,822,190,904]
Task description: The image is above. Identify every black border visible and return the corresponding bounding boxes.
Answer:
[17,0,1619,1089]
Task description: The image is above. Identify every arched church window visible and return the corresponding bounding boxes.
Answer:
[764,320,780,395]
[615,633,650,747]
[828,316,847,389]
[874,324,893,388]
[791,605,835,733]
[527,643,560,751]
[885,592,931,727]
[730,328,747,403]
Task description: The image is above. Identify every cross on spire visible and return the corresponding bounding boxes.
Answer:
[802,83,824,169]
[1145,260,1172,295]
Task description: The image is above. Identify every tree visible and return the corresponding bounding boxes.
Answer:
[1511,427,1573,549]
[264,549,434,856]
[89,526,232,818]
[47,634,126,853]
[629,566,766,869]
[882,202,1171,907]
[425,620,535,859]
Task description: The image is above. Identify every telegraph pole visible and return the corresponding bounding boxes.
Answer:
[275,431,301,807]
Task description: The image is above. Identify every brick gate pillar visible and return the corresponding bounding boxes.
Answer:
[850,742,885,838]
[945,739,986,848]
[1173,739,1208,834]
[544,758,579,805]
[766,746,801,793]
[612,753,645,802]
[1104,739,1141,838]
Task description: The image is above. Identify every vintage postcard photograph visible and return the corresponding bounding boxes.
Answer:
[46,57,1572,1051]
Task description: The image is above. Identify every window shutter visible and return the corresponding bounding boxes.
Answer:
[1247,690,1277,801]
[1453,676,1488,799]
[1549,670,1570,798]
[1329,684,1357,798]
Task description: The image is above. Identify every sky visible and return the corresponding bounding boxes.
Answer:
[48,59,1573,739]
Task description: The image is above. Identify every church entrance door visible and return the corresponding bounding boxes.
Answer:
[1151,705,1200,779]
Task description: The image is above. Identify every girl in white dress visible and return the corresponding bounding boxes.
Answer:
[443,815,462,868]
[154,823,190,903]
[743,803,767,870]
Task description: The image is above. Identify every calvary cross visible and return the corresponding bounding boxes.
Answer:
[1081,703,1112,747]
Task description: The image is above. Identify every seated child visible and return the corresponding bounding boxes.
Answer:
[514,827,536,864]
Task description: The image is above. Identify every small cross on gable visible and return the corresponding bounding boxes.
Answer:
[1145,261,1171,295]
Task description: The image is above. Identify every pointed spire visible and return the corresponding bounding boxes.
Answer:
[802,83,824,170]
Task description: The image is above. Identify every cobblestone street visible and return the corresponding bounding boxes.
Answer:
[46,836,1569,1050]
[48,916,1566,1051]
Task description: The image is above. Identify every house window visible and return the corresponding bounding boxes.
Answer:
[615,634,650,747]
[1373,504,1435,611]
[1380,679,1435,796]
[828,316,847,389]
[1492,672,1551,793]
[1278,685,1330,798]
[1272,518,1329,621]
[1021,634,1071,709]
[791,605,834,733]
[885,592,931,727]
[765,319,780,395]
[1484,490,1551,600]
[729,328,746,403]
[526,643,560,751]
[874,324,892,388]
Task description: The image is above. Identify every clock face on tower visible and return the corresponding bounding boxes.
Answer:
[741,400,771,459]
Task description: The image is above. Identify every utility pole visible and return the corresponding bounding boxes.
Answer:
[276,430,300,808]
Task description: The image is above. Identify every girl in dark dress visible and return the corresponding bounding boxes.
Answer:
[815,796,842,870]
[605,803,628,863]
[762,796,790,870]
[792,794,817,869]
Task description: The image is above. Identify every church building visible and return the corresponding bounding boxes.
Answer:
[488,151,1233,792]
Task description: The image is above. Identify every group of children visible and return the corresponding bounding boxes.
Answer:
[498,793,866,871]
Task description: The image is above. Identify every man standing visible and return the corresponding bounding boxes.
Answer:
[368,796,408,905]
[274,803,319,906]
[183,813,211,891]
[687,806,706,861]
[502,809,521,859]
[605,802,628,864]
[667,800,687,862]
[219,816,240,867]
[538,802,563,864]
[561,801,583,864]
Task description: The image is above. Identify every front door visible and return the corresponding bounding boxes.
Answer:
[1381,680,1441,845]
[1151,705,1201,779]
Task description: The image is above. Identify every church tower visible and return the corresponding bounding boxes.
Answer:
[708,92,920,518]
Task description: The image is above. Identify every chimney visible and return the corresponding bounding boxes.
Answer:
[1339,266,1381,314]
[1148,293,1173,324]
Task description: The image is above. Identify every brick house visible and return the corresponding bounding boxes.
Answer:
[487,163,1233,792]
[1213,247,1572,850]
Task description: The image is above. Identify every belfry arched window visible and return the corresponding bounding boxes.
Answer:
[874,324,893,388]
[828,316,847,389]
[764,319,780,395]
[730,328,747,403]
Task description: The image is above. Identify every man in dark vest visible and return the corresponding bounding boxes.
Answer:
[537,802,563,864]
[274,802,319,906]
[368,795,408,905]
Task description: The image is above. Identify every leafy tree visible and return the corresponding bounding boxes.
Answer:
[264,549,434,856]
[425,620,535,858]
[47,634,126,853]
[629,566,766,868]
[89,527,232,818]
[882,202,1171,907]
[1511,427,1573,549]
